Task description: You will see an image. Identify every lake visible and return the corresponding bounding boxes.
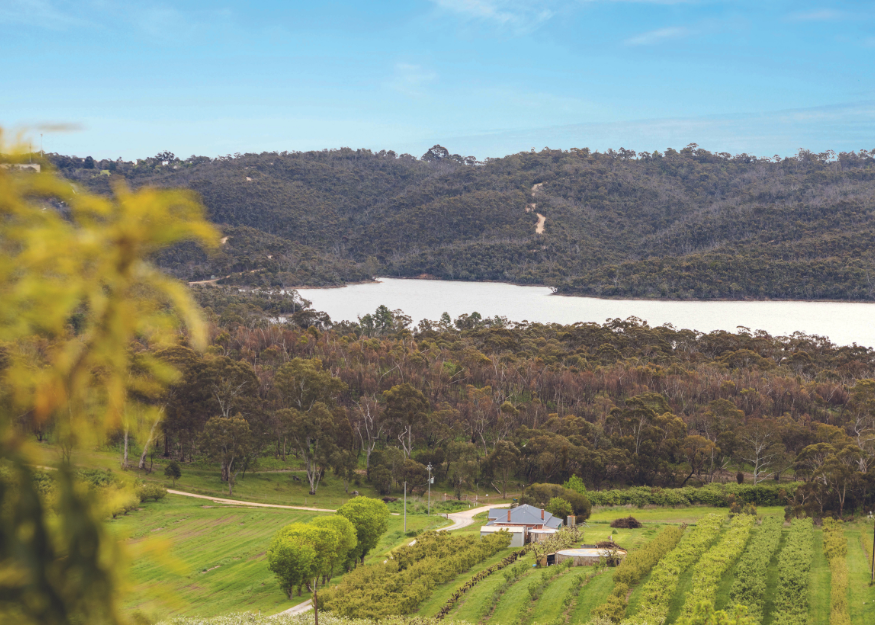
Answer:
[296,278,875,348]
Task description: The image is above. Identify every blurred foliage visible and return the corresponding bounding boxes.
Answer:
[0,128,218,624]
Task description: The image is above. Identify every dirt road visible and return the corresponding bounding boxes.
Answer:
[166,489,336,512]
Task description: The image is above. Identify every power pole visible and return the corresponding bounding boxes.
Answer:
[403,481,407,533]
[427,463,433,516]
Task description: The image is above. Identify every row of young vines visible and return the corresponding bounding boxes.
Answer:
[320,531,511,618]
[590,525,687,622]
[628,514,727,625]
[435,543,532,619]
[678,514,757,620]
[728,515,784,623]
[772,519,814,625]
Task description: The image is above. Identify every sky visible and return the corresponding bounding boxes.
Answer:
[2,0,874,159]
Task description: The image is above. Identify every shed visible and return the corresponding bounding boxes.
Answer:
[528,528,557,544]
[555,545,628,566]
[480,525,526,548]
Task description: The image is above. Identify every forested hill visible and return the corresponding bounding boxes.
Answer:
[53,145,875,300]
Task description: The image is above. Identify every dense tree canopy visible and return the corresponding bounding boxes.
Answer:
[53,144,875,301]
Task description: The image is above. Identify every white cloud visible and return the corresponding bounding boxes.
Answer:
[386,63,438,98]
[429,0,555,33]
[624,26,688,46]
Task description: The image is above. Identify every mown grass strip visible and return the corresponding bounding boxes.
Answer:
[848,527,875,625]
[772,518,815,625]
[630,513,727,625]
[728,515,784,623]
[822,519,850,625]
[678,513,756,620]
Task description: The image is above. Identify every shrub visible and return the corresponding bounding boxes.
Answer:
[610,516,642,529]
[136,483,167,502]
[521,483,591,520]
[164,461,181,485]
[546,497,572,520]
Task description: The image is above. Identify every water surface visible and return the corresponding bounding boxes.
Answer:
[296,278,875,348]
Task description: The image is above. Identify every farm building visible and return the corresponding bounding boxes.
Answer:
[479,525,526,547]
[485,504,563,530]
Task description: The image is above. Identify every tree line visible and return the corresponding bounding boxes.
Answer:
[22,289,875,518]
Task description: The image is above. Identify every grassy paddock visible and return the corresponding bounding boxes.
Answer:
[35,442,520,509]
[115,495,449,621]
[588,506,784,525]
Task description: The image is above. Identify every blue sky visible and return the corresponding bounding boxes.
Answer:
[2,0,873,159]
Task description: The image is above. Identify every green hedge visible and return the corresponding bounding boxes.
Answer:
[588,483,797,508]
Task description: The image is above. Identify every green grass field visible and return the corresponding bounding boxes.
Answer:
[114,494,450,621]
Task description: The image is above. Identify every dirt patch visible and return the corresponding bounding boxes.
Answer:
[202,565,221,573]
[249,551,266,561]
[535,213,546,234]
[220,236,229,245]
[151,527,164,532]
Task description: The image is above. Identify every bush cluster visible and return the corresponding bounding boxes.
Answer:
[679,514,756,620]
[728,516,783,621]
[587,483,796,508]
[610,516,642,529]
[822,519,850,625]
[634,514,727,625]
[591,525,685,622]
[772,518,814,625]
[320,530,511,618]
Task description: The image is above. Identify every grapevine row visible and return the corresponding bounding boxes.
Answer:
[320,530,511,618]
[771,518,814,625]
[589,525,686,622]
[822,519,850,625]
[434,543,533,619]
[728,515,784,623]
[678,514,756,620]
[630,513,727,625]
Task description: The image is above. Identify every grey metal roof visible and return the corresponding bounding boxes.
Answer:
[485,504,563,529]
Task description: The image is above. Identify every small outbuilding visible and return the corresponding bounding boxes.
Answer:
[480,525,526,548]
[528,528,558,543]
[555,544,628,566]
